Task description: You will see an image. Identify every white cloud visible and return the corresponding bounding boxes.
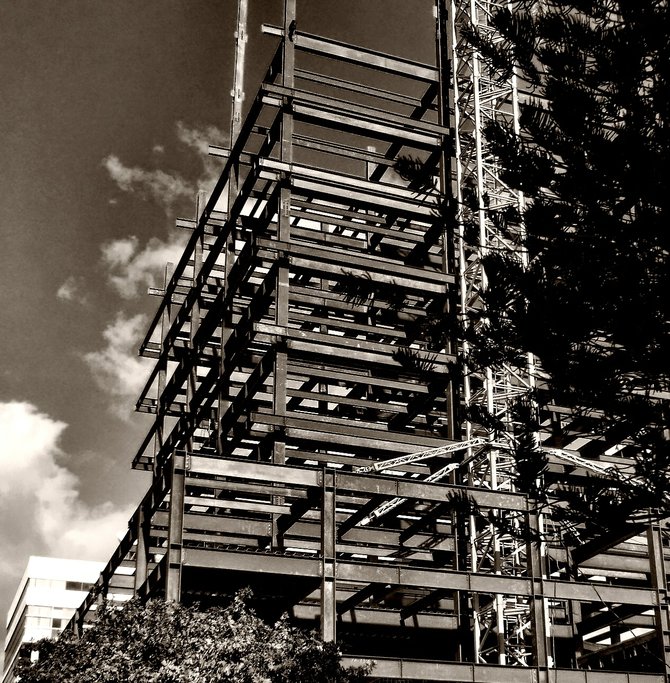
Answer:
[83,312,152,416]
[0,401,131,584]
[99,121,226,302]
[102,236,139,268]
[56,275,88,305]
[102,154,194,210]
[101,234,185,299]
[176,121,227,196]
[102,121,226,217]
[176,120,226,155]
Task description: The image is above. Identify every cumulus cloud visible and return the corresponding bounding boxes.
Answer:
[176,120,226,155]
[176,121,227,196]
[56,275,88,305]
[0,401,131,597]
[101,234,185,299]
[102,154,194,211]
[83,312,151,416]
[102,122,226,214]
[100,121,225,300]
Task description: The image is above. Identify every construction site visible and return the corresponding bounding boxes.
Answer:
[67,1,670,681]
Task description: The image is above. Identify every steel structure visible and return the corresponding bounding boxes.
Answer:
[68,2,670,681]
[446,0,540,666]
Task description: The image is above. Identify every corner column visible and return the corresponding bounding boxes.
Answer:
[271,0,296,544]
[527,506,550,680]
[321,469,337,642]
[134,505,150,593]
[165,451,186,601]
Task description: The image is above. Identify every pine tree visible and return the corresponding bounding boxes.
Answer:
[462,0,670,536]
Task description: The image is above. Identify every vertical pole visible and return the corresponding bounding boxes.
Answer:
[134,506,150,593]
[434,0,458,442]
[278,0,295,247]
[271,0,295,547]
[227,0,248,209]
[438,0,473,660]
[155,262,174,472]
[321,469,337,642]
[490,452,506,665]
[166,189,206,601]
[275,3,295,423]
[528,507,549,678]
[230,0,248,145]
[156,261,176,598]
[466,0,505,660]
[188,192,205,452]
[165,451,186,602]
[217,0,248,455]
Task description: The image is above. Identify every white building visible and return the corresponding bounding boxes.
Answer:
[3,557,104,683]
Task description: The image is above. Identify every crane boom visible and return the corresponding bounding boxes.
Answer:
[543,446,621,477]
[354,440,646,527]
[359,461,461,526]
[354,436,488,473]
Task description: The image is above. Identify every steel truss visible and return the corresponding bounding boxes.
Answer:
[444,0,542,667]
[65,2,670,681]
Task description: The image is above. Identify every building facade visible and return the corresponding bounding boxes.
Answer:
[3,557,104,683]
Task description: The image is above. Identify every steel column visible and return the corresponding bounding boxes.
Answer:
[321,469,337,642]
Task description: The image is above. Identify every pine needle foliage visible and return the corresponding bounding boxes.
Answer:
[465,0,670,533]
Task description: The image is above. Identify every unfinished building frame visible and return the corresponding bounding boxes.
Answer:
[69,1,670,681]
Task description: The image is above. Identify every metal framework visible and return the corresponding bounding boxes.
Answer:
[67,2,670,681]
[446,0,540,666]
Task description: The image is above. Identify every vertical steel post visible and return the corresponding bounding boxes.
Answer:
[217,0,248,455]
[230,0,248,144]
[528,507,549,677]
[321,469,337,642]
[165,450,186,601]
[434,0,458,443]
[271,0,295,548]
[154,262,174,472]
[134,506,150,593]
[436,0,473,660]
[187,192,205,452]
[275,2,295,416]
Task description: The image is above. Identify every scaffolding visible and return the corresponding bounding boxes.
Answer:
[69,2,670,681]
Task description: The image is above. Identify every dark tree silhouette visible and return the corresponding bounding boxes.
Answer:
[460,0,670,536]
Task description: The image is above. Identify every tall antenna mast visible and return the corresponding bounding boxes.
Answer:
[230,0,248,145]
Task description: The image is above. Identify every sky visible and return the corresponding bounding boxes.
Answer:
[0,0,436,644]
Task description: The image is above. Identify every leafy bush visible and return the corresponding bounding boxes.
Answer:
[16,592,369,683]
